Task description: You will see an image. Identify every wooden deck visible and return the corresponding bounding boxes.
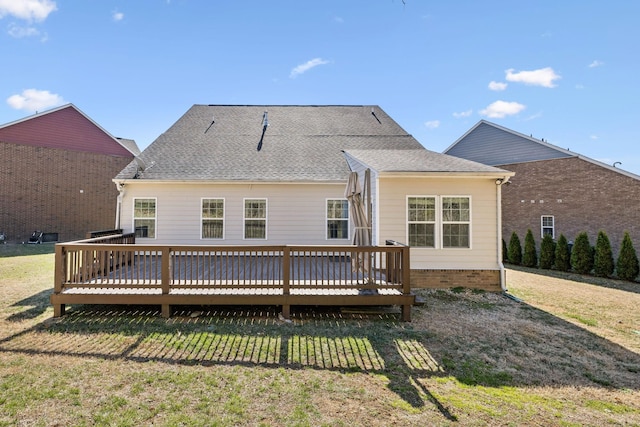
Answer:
[51,235,415,321]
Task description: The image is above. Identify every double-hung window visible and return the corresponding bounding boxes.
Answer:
[202,198,224,239]
[408,196,436,247]
[442,197,471,248]
[327,199,349,239]
[407,196,471,248]
[244,199,267,239]
[541,215,554,238]
[133,198,156,238]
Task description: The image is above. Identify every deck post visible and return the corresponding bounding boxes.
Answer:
[52,244,66,317]
[401,245,412,322]
[161,247,172,318]
[282,246,290,319]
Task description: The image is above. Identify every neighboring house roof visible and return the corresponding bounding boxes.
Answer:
[116,104,447,182]
[0,103,138,157]
[445,120,640,181]
[116,138,141,156]
[344,149,511,176]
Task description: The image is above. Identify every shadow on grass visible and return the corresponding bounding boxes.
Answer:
[506,264,640,294]
[6,289,52,321]
[1,295,639,422]
[0,243,56,258]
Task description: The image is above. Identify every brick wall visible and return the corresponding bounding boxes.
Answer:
[0,141,133,243]
[411,269,502,292]
[500,157,640,257]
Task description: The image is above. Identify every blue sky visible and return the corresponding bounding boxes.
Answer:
[2,1,639,174]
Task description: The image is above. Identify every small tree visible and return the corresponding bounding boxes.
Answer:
[508,232,522,265]
[502,238,508,263]
[571,232,594,274]
[522,229,538,268]
[593,230,614,277]
[539,233,556,270]
[555,234,571,271]
[616,232,639,281]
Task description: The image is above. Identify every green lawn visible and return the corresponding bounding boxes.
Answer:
[1,253,639,426]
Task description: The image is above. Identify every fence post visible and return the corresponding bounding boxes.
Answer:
[401,245,412,321]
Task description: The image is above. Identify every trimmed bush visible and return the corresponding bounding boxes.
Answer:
[616,232,639,281]
[554,234,571,272]
[571,232,593,274]
[508,232,522,265]
[539,233,556,270]
[593,231,614,277]
[522,229,538,268]
[502,238,508,263]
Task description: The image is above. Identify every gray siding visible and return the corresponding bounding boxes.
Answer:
[446,121,573,166]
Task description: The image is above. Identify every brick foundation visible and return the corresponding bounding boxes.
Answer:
[411,269,502,292]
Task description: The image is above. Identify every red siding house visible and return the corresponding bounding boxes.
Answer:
[0,104,139,243]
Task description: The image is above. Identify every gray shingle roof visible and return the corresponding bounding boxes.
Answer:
[344,149,510,174]
[116,105,505,182]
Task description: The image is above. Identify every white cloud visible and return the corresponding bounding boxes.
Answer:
[333,16,344,24]
[6,88,64,112]
[588,60,604,68]
[453,110,472,118]
[590,134,598,140]
[289,58,330,78]
[488,81,507,91]
[480,100,525,119]
[424,120,440,129]
[0,0,57,22]
[112,10,124,21]
[575,84,585,90]
[505,67,561,88]
[8,22,39,37]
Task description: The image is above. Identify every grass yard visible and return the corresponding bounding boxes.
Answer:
[0,245,639,426]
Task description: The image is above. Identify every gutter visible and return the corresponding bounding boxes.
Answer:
[115,182,125,230]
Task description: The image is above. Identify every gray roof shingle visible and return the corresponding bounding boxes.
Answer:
[116,105,506,181]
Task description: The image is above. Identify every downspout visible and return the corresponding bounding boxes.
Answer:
[495,177,510,292]
[115,182,125,230]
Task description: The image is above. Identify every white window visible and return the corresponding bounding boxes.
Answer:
[133,198,156,238]
[442,196,471,248]
[541,215,554,238]
[407,196,436,247]
[244,199,267,239]
[327,199,349,240]
[202,198,224,239]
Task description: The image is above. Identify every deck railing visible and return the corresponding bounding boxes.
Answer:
[52,236,413,320]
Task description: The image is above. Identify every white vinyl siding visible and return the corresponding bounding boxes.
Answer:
[244,198,267,240]
[326,199,349,240]
[201,198,224,239]
[541,215,554,238]
[133,198,156,238]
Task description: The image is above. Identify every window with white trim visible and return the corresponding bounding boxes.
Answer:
[407,196,436,247]
[133,198,156,238]
[244,199,267,239]
[541,215,554,238]
[202,198,224,239]
[442,196,470,248]
[327,199,349,239]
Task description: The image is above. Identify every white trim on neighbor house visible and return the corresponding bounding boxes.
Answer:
[200,197,225,240]
[325,198,350,241]
[133,197,157,239]
[243,198,268,240]
[541,215,555,239]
